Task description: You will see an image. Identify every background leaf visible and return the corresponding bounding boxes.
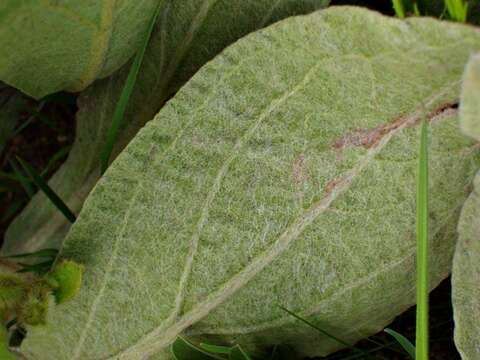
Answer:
[1,0,330,257]
[19,7,480,359]
[452,54,480,360]
[459,53,480,141]
[0,0,161,98]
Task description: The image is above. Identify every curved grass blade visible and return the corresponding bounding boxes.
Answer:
[0,198,24,223]
[12,101,46,137]
[3,248,58,260]
[392,0,406,18]
[384,328,415,359]
[229,345,251,360]
[40,146,71,177]
[8,158,34,198]
[17,260,54,275]
[171,337,225,360]
[100,2,162,174]
[445,0,468,22]
[199,343,231,354]
[415,120,429,360]
[16,157,76,223]
[279,306,379,360]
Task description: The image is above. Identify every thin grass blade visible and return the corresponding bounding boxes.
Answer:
[384,328,415,359]
[16,157,76,223]
[40,146,71,177]
[12,101,46,137]
[415,119,429,360]
[199,344,231,354]
[100,3,162,174]
[280,306,379,359]
[229,345,251,360]
[8,158,34,198]
[17,260,54,275]
[171,337,225,360]
[3,248,58,260]
[392,0,406,18]
[0,198,25,223]
[445,0,468,22]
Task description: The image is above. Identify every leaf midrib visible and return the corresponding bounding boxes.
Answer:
[193,192,465,337]
[112,89,457,359]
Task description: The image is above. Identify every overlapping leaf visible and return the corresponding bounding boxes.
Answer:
[1,0,330,256]
[20,7,480,359]
[452,54,480,360]
[0,0,160,98]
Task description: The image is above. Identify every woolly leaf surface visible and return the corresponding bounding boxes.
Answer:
[0,0,160,98]
[452,54,480,360]
[460,53,480,141]
[2,0,329,257]
[21,7,480,360]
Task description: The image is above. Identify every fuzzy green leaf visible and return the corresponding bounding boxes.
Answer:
[452,54,480,360]
[0,0,162,98]
[460,53,480,141]
[2,0,330,258]
[18,7,480,360]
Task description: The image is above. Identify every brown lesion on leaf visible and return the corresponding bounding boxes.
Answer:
[292,154,307,184]
[333,102,458,151]
[324,178,340,195]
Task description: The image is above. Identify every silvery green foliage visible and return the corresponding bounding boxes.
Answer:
[20,7,480,359]
[1,0,330,257]
[460,54,480,140]
[453,54,480,360]
[0,0,160,98]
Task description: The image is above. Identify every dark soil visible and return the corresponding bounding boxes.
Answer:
[0,93,76,241]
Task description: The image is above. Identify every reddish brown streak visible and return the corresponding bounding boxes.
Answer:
[333,102,458,151]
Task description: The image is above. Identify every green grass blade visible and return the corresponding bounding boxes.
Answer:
[199,343,231,354]
[16,157,76,223]
[445,0,468,22]
[413,2,421,16]
[415,120,429,360]
[392,0,406,18]
[40,145,71,177]
[171,337,225,360]
[8,158,34,198]
[17,259,54,275]
[12,100,46,137]
[229,345,251,360]
[100,3,162,174]
[384,328,416,359]
[0,170,30,183]
[0,198,25,223]
[280,306,379,360]
[3,248,58,260]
